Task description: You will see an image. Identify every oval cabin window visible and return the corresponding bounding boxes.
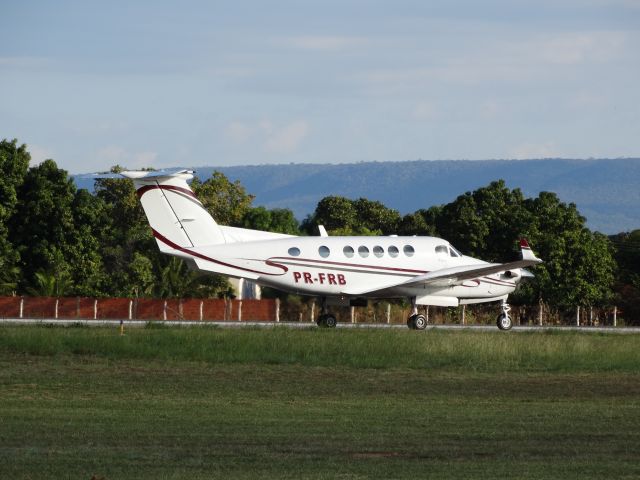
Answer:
[403,245,415,257]
[319,246,330,258]
[343,246,355,258]
[288,247,301,257]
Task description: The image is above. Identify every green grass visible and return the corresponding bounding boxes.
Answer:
[1,326,640,479]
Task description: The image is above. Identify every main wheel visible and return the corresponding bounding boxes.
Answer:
[413,314,427,330]
[496,313,513,331]
[317,314,337,328]
[406,316,416,329]
[324,314,337,328]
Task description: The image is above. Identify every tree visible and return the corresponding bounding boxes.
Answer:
[10,159,80,293]
[242,206,299,234]
[191,172,254,226]
[0,139,30,291]
[434,180,528,261]
[352,198,401,235]
[94,166,159,297]
[302,196,358,235]
[610,229,640,323]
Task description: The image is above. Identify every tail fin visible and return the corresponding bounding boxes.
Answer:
[120,169,227,250]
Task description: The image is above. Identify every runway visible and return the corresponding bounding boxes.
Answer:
[1,317,639,333]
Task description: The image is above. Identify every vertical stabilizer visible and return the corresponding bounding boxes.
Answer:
[122,170,227,250]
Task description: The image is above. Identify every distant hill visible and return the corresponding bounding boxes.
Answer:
[75,159,640,234]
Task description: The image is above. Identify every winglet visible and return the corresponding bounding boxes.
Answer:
[520,238,542,263]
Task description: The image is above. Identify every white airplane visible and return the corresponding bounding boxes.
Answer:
[89,168,542,330]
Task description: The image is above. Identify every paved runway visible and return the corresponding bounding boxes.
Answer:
[1,318,638,333]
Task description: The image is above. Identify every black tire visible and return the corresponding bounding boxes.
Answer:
[324,314,337,328]
[316,315,327,327]
[414,314,427,330]
[407,316,416,329]
[496,313,513,331]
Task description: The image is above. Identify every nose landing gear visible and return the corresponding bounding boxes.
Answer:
[496,301,513,330]
[406,297,428,330]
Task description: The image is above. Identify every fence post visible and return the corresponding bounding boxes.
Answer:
[238,300,242,322]
[386,303,391,324]
[350,306,355,324]
[576,306,580,327]
[613,306,617,327]
[275,298,280,323]
[128,299,133,320]
[538,300,543,326]
[310,301,315,323]
[199,300,204,321]
[19,297,24,319]
[93,299,98,320]
[163,300,167,321]
[461,305,466,325]
[55,298,59,319]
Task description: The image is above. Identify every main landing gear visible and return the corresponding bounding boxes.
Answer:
[496,300,513,331]
[316,297,337,328]
[406,297,428,330]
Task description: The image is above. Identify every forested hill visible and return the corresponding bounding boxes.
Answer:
[206,158,639,234]
[73,158,640,234]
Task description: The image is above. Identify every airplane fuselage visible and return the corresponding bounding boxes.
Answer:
[181,235,520,307]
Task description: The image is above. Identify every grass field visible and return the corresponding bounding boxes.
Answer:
[1,326,640,479]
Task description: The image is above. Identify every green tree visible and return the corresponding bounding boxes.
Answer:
[609,230,640,323]
[242,206,299,234]
[153,256,231,298]
[434,180,528,261]
[94,166,159,297]
[192,172,254,226]
[10,159,80,293]
[352,198,401,235]
[302,196,358,235]
[0,139,30,290]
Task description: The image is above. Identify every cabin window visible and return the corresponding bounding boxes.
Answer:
[388,245,399,258]
[343,246,354,258]
[373,245,384,258]
[403,245,415,257]
[358,246,370,258]
[435,245,448,255]
[319,246,330,258]
[450,245,462,257]
[288,247,301,257]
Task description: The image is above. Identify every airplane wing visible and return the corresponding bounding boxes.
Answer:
[342,239,542,295]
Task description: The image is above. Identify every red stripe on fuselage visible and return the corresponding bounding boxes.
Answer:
[151,228,288,276]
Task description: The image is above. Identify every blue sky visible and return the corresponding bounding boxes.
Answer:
[2,0,639,173]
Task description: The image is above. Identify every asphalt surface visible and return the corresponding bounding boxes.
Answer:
[1,318,638,333]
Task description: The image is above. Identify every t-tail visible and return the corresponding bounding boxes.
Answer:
[92,169,228,252]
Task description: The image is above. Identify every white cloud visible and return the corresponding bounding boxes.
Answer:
[225,121,253,144]
[264,120,309,154]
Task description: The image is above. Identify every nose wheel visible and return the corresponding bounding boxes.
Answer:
[496,301,513,330]
[406,297,428,330]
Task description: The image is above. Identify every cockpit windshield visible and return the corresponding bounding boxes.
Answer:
[449,245,462,257]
